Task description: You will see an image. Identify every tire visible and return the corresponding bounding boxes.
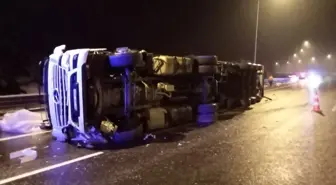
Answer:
[88,78,122,119]
[197,112,218,126]
[251,97,256,104]
[198,103,217,114]
[109,50,142,67]
[198,65,218,74]
[240,98,251,108]
[238,63,249,70]
[195,55,218,65]
[227,98,237,109]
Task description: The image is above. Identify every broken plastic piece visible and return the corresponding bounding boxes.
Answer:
[100,119,118,134]
[0,109,42,134]
[143,133,156,141]
[10,147,38,164]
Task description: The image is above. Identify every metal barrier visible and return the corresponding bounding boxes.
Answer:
[0,93,45,110]
[264,78,291,89]
[0,78,289,114]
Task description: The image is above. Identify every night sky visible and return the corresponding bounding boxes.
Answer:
[1,0,336,74]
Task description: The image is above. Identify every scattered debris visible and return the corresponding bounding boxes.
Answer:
[10,147,38,164]
[143,133,156,141]
[263,96,272,101]
[0,109,43,134]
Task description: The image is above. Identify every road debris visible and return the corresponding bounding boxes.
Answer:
[143,133,156,141]
[10,147,38,164]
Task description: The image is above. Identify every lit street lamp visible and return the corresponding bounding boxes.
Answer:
[327,54,332,59]
[300,49,304,53]
[275,62,279,65]
[304,40,310,48]
[253,0,260,64]
[298,60,301,63]
[311,57,315,62]
[254,0,295,63]
[293,53,297,58]
[254,1,301,63]
[287,61,290,64]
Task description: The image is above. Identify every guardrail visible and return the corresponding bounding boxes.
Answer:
[0,78,291,112]
[264,78,291,89]
[0,93,45,110]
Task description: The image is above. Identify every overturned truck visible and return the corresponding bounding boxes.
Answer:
[43,45,264,148]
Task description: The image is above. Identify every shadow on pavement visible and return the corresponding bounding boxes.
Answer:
[312,110,325,116]
[256,102,309,114]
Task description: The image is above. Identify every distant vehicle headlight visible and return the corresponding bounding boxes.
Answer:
[307,73,322,88]
[290,75,299,83]
[299,72,306,79]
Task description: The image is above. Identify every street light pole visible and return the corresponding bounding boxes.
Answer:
[253,0,260,64]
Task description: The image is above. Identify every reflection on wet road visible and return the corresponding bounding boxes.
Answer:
[1,87,336,185]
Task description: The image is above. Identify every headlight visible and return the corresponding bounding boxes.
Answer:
[300,72,306,78]
[307,73,322,88]
[290,75,299,83]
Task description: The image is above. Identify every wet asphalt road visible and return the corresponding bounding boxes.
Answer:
[0,85,336,185]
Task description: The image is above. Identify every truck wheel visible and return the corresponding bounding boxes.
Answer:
[227,98,236,109]
[198,65,218,74]
[198,103,217,114]
[197,112,218,126]
[251,97,257,104]
[195,55,218,65]
[109,50,142,67]
[240,98,251,109]
[238,63,249,70]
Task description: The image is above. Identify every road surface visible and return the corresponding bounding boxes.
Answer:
[0,85,336,185]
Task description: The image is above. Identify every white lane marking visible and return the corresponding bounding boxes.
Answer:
[0,151,104,185]
[0,131,51,142]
